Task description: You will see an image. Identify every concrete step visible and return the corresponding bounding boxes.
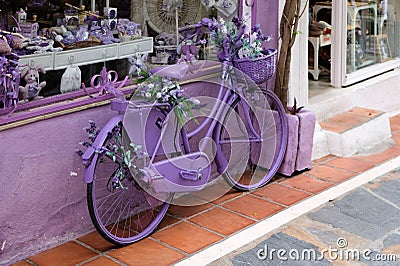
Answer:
[318,107,393,157]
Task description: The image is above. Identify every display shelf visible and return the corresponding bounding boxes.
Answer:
[18,52,54,69]
[19,37,153,70]
[118,37,153,57]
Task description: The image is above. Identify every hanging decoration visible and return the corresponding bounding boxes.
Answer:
[200,0,238,17]
[162,0,183,44]
[145,0,200,34]
[214,0,238,17]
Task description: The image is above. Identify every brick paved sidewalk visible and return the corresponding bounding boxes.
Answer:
[216,168,400,266]
[13,115,400,266]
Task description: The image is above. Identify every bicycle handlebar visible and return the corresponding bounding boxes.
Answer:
[178,22,203,33]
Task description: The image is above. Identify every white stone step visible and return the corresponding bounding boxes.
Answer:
[318,107,392,157]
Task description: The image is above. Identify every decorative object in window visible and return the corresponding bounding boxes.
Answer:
[60,65,82,94]
[145,0,201,34]
[19,64,46,102]
[214,0,238,17]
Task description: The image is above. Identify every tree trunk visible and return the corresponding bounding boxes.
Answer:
[275,0,302,108]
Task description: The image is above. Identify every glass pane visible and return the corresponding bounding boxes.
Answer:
[386,1,400,58]
[346,0,399,74]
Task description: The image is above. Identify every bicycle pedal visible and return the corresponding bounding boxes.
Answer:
[180,169,203,181]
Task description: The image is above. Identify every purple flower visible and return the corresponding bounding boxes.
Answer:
[251,24,261,34]
[232,17,243,28]
[201,17,219,31]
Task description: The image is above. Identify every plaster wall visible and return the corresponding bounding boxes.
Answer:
[0,105,114,265]
[0,79,223,264]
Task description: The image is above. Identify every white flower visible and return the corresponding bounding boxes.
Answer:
[147,83,154,89]
[156,92,162,99]
[251,32,258,42]
[191,98,200,105]
[145,92,151,98]
[221,25,227,34]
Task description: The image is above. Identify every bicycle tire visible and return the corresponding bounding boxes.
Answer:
[86,120,171,245]
[218,89,288,191]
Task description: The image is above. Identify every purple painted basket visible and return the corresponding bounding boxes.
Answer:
[233,49,277,84]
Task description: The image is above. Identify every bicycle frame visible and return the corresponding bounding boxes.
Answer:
[121,62,263,193]
[82,18,288,246]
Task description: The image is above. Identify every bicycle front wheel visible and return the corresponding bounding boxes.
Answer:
[218,89,288,191]
[87,121,171,245]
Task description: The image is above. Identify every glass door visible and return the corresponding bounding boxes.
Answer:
[331,0,400,87]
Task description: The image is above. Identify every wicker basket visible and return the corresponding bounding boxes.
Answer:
[58,36,101,50]
[233,49,277,84]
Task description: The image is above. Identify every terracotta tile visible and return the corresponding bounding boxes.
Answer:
[157,214,180,230]
[280,174,335,194]
[320,112,369,133]
[12,261,31,266]
[189,208,255,235]
[29,241,97,266]
[171,193,209,206]
[167,202,213,218]
[392,133,400,145]
[211,189,243,205]
[108,238,184,265]
[354,144,400,164]
[78,230,116,252]
[191,181,240,204]
[252,183,312,206]
[389,115,400,132]
[313,154,337,164]
[152,222,222,253]
[82,256,121,266]
[222,195,284,220]
[319,119,354,134]
[325,157,375,172]
[307,164,356,182]
[348,107,382,118]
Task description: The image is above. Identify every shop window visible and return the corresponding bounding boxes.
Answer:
[0,0,234,127]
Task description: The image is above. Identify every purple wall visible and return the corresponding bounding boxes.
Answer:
[0,105,114,264]
[0,80,220,264]
[255,0,279,50]
[254,0,279,90]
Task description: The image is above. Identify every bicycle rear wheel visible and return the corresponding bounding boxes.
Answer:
[87,121,171,245]
[217,89,288,191]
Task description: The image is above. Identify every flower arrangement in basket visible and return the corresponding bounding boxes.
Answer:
[201,16,276,84]
[132,74,201,126]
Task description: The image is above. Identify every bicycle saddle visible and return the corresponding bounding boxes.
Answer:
[150,63,189,80]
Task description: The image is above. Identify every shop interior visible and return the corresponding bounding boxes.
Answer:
[0,0,215,104]
[308,0,391,97]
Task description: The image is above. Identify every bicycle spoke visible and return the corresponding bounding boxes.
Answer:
[87,121,171,245]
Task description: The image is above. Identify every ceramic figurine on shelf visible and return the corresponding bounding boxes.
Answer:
[19,64,46,102]
[128,53,148,77]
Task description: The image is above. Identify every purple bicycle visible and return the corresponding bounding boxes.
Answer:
[81,23,288,245]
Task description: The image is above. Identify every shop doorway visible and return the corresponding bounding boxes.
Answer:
[308,0,400,95]
[308,0,333,98]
